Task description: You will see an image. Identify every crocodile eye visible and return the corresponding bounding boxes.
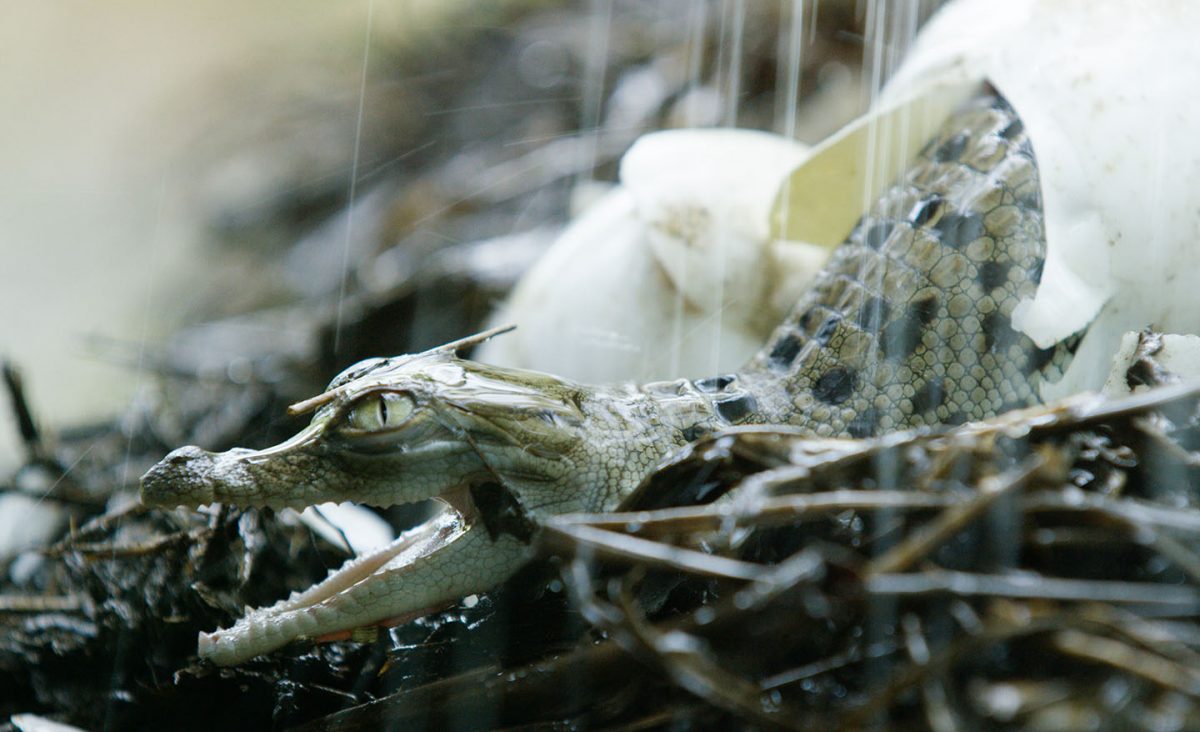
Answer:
[345,392,415,432]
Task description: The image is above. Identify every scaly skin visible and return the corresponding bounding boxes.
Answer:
[140,91,1077,665]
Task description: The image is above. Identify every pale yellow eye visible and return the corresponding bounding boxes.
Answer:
[345,392,415,432]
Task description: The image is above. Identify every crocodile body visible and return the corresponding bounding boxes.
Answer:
[141,91,1076,665]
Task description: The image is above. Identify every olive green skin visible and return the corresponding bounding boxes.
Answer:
[140,91,1076,665]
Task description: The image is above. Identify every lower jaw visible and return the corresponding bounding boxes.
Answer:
[199,487,481,664]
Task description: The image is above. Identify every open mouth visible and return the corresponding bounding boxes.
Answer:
[140,435,515,665]
[196,485,480,664]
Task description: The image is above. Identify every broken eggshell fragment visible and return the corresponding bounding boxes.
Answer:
[1102,332,1200,397]
[478,128,824,383]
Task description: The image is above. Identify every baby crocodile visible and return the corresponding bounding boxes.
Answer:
[141,90,1077,665]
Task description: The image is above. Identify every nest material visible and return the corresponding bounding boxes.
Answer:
[8,352,1200,731]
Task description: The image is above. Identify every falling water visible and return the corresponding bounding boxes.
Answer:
[819,2,932,716]
[774,0,808,258]
[577,0,613,190]
[332,0,377,357]
[707,0,747,375]
[855,0,923,411]
[716,0,746,128]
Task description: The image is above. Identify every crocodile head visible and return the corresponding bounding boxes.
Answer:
[141,328,590,517]
[139,329,624,665]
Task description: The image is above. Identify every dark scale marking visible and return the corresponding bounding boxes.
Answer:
[977,261,1011,290]
[982,311,1022,354]
[944,410,970,426]
[799,308,825,332]
[934,132,969,163]
[912,378,946,413]
[1029,257,1045,283]
[933,211,985,249]
[910,295,940,325]
[813,367,857,405]
[909,195,945,227]
[881,293,940,361]
[856,296,890,333]
[768,334,804,370]
[814,315,841,346]
[1024,344,1058,373]
[999,118,1024,140]
[863,222,894,250]
[881,316,924,361]
[846,406,880,438]
[681,425,707,442]
[715,393,758,422]
[694,375,735,393]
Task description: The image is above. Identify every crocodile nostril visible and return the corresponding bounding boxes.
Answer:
[140,445,217,507]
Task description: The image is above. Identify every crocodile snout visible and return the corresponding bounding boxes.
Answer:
[140,445,218,507]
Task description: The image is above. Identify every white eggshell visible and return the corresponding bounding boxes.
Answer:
[621,128,809,311]
[479,129,819,382]
[1102,332,1200,397]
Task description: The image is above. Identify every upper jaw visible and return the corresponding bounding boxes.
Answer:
[140,444,326,511]
[141,445,225,508]
[139,434,481,512]
[140,417,330,510]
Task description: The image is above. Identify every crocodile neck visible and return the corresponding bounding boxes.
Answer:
[430,90,1082,517]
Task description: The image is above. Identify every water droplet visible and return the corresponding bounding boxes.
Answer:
[760,689,783,713]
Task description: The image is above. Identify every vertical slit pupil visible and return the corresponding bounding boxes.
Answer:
[379,397,388,424]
